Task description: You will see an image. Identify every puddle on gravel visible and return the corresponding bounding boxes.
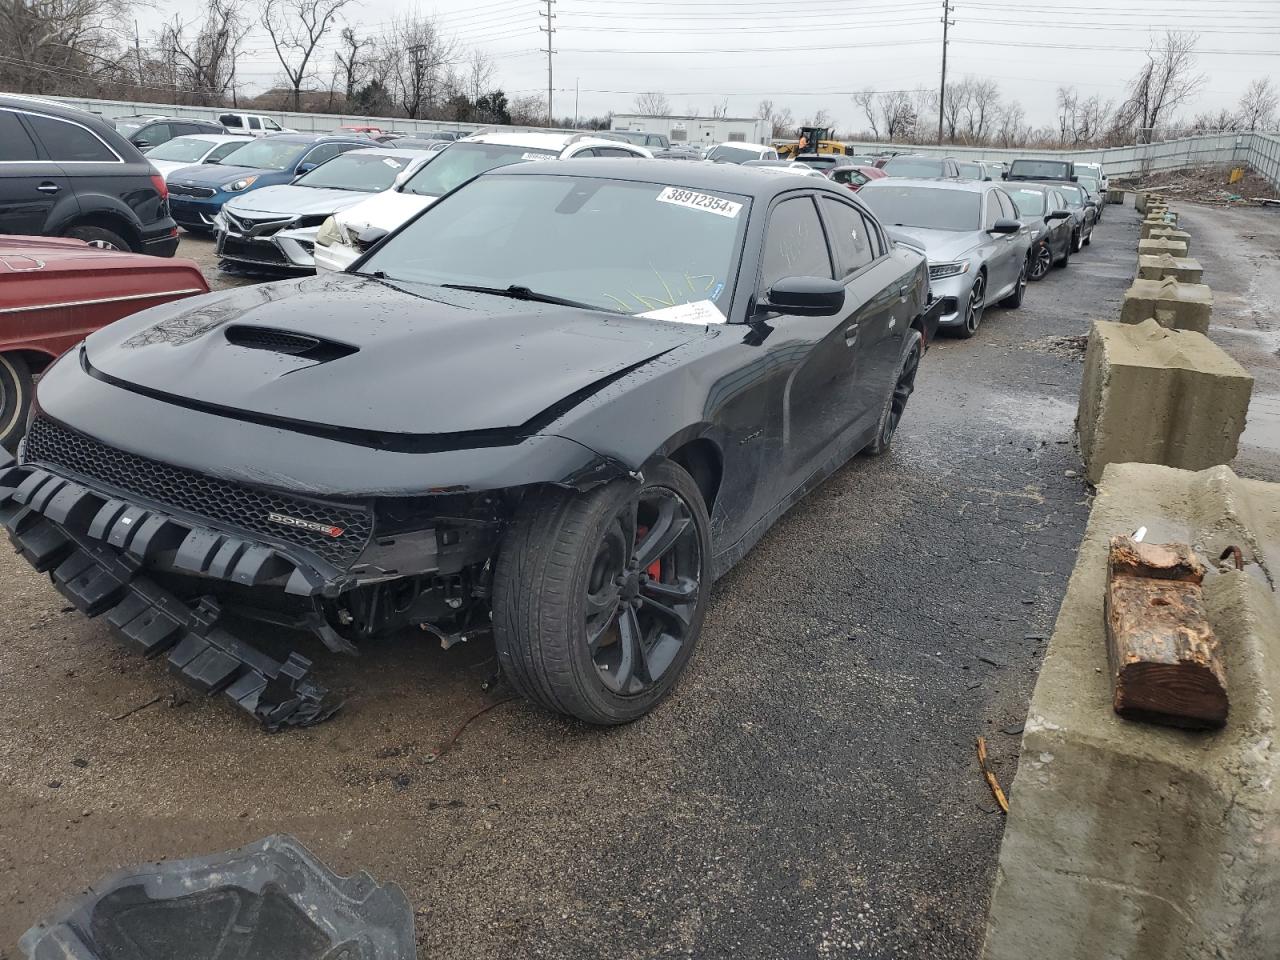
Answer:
[986,393,1077,441]
[1243,393,1280,452]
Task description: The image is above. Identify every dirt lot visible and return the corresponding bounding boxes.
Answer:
[2,202,1278,958]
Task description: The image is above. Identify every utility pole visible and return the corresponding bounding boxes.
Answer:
[540,0,555,126]
[937,0,954,144]
[134,20,143,87]
[574,77,579,129]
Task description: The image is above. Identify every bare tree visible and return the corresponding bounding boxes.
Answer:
[509,92,546,126]
[385,12,457,119]
[0,0,136,95]
[995,100,1028,147]
[757,99,794,138]
[333,27,374,107]
[941,78,970,142]
[464,48,495,108]
[710,97,729,119]
[262,0,354,111]
[881,90,917,142]
[1238,77,1279,132]
[808,108,832,129]
[852,89,879,139]
[633,91,670,116]
[157,0,251,106]
[1116,30,1204,141]
[961,77,1000,143]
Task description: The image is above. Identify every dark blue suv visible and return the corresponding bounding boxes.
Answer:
[166,134,368,232]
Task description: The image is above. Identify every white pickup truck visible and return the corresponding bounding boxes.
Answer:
[217,113,296,137]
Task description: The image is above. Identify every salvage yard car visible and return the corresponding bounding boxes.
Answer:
[313,131,651,273]
[166,134,370,233]
[0,95,179,255]
[215,147,434,272]
[859,178,1030,338]
[0,161,939,729]
[143,133,254,181]
[0,236,207,450]
[1004,183,1073,279]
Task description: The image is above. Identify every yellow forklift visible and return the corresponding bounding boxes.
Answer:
[776,125,849,160]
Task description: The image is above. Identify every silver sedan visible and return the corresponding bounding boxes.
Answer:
[859,178,1032,338]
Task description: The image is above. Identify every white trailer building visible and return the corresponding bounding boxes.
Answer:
[611,113,772,146]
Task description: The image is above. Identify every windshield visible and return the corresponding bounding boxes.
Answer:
[401,142,557,197]
[146,136,217,162]
[296,152,415,191]
[831,168,869,186]
[206,141,247,164]
[956,161,985,180]
[1077,176,1099,193]
[707,145,762,164]
[1010,160,1071,179]
[881,157,945,177]
[216,138,305,171]
[1058,185,1085,208]
[860,184,980,231]
[1007,187,1047,217]
[359,174,749,317]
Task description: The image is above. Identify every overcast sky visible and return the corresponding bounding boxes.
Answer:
[152,0,1279,130]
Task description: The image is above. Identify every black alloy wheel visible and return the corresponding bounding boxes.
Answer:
[956,272,985,339]
[1029,241,1053,280]
[584,489,702,696]
[492,459,711,724]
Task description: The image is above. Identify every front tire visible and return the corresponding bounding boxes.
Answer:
[0,353,33,452]
[492,459,711,724]
[954,271,985,339]
[64,224,131,251]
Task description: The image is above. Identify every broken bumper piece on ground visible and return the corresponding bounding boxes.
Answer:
[0,453,342,730]
[19,833,415,960]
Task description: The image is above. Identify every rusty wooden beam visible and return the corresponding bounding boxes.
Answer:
[1104,535,1227,730]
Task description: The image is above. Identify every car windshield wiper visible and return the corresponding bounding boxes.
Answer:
[439,283,619,313]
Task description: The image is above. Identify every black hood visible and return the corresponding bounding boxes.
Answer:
[83,273,704,437]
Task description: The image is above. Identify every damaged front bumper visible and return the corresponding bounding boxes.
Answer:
[1,452,345,729]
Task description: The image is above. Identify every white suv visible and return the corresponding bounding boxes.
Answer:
[313,131,651,273]
[218,113,296,137]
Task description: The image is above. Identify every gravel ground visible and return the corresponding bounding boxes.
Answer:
[1,202,1277,958]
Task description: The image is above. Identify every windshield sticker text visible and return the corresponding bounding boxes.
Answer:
[639,300,727,326]
[656,187,742,219]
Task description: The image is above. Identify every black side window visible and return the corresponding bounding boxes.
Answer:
[594,147,634,158]
[222,115,244,128]
[860,212,884,258]
[760,196,833,294]
[140,122,171,145]
[996,190,1017,221]
[0,112,39,161]
[304,144,341,166]
[24,114,116,162]
[248,117,262,131]
[820,197,874,278]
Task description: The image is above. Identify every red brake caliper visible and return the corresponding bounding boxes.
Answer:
[636,525,662,580]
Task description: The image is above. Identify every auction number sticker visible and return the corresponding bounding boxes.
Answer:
[656,187,742,218]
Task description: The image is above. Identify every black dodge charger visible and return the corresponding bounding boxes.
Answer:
[1,160,940,728]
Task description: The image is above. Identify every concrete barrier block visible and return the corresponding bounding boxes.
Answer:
[1107,190,1125,205]
[1119,277,1213,333]
[1138,237,1189,259]
[1137,253,1204,283]
[982,460,1280,960]
[1135,191,1149,213]
[1149,226,1191,250]
[1077,319,1251,483]
[1141,218,1182,240]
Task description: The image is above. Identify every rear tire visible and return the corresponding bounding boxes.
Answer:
[492,459,711,724]
[866,331,921,456]
[0,353,33,452]
[64,224,130,252]
[1056,239,1071,269]
[999,261,1027,308]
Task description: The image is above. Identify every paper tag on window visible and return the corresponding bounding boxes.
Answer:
[521,152,549,161]
[382,157,403,168]
[639,300,726,325]
[656,187,742,218]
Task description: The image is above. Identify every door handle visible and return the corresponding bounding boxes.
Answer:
[844,323,859,346]
[36,182,60,194]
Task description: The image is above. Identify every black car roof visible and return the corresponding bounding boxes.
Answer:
[494,157,856,202]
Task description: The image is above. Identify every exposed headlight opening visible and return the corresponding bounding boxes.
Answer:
[315,216,340,247]
[928,260,970,280]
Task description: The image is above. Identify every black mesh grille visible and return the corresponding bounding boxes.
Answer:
[169,184,216,198]
[24,418,372,568]
[221,237,287,264]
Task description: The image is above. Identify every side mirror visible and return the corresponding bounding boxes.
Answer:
[759,276,845,317]
[1001,171,1009,180]
[356,226,389,249]
[133,139,151,149]
[990,218,1021,234]
[1046,209,1071,221]
[296,162,317,175]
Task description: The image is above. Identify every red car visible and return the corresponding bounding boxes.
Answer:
[829,164,888,192]
[333,125,384,136]
[0,237,209,449]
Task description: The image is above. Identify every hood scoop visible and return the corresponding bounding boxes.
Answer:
[225,324,358,362]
